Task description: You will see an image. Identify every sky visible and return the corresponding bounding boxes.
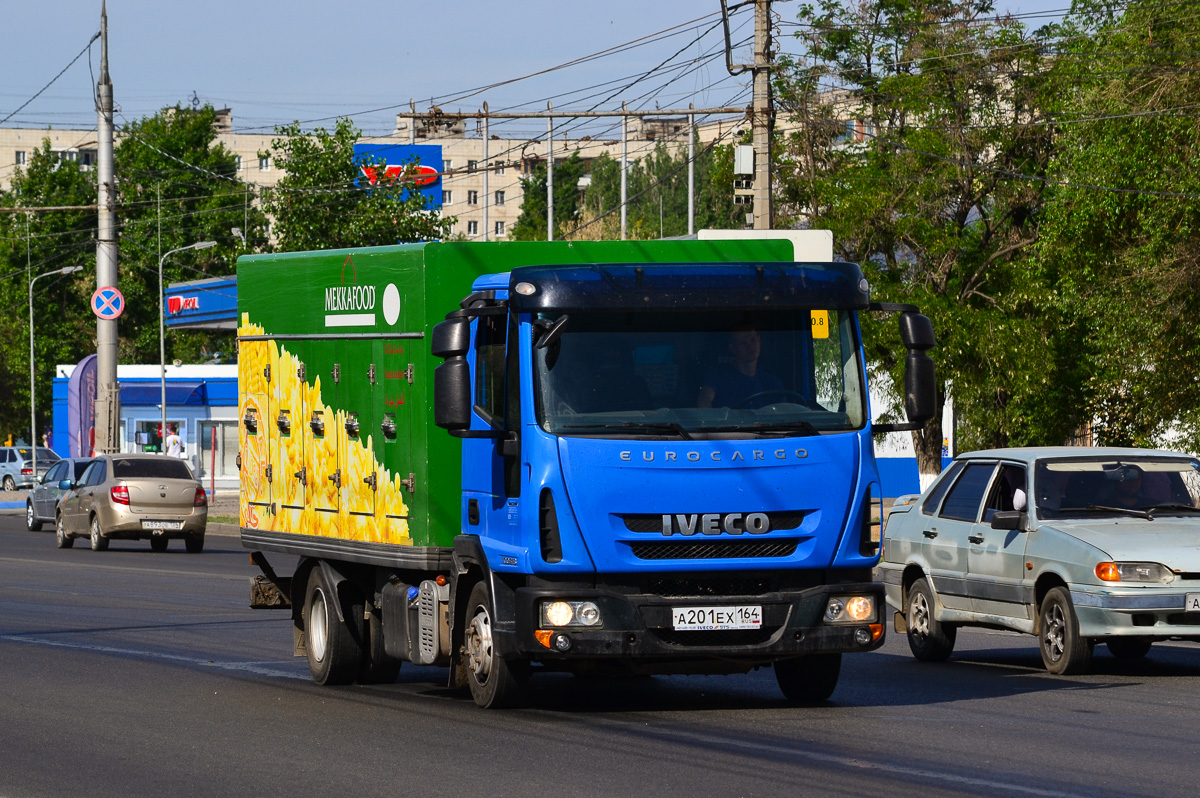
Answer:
[0,0,1074,142]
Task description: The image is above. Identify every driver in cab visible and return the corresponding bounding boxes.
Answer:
[697,325,785,409]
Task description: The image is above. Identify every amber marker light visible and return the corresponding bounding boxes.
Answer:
[534,630,554,649]
[1096,562,1121,582]
[435,574,447,586]
[870,624,884,642]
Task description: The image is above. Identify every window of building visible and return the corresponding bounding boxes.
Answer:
[467,190,478,205]
[444,160,452,171]
[197,420,239,480]
[467,220,479,236]
[495,190,505,205]
[495,221,505,236]
[259,156,270,171]
[467,160,478,172]
[78,149,96,168]
[14,151,26,166]
[494,161,505,175]
[442,190,453,205]
[235,155,242,171]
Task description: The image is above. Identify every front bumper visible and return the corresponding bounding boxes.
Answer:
[508,581,886,667]
[1072,588,1200,638]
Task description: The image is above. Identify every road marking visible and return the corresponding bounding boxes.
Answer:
[2,635,307,680]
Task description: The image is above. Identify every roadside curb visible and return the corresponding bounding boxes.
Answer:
[0,508,241,539]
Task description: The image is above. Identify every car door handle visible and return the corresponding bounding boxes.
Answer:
[922,530,938,539]
[968,534,985,544]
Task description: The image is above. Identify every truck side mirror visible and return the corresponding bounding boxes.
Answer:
[901,313,937,426]
[433,319,472,432]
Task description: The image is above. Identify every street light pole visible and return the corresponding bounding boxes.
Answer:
[30,265,83,483]
[159,241,215,455]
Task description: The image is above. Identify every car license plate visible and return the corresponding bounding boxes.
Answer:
[142,520,183,531]
[1187,593,1200,612]
[672,605,762,631]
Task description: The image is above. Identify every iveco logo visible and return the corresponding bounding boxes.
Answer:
[662,513,770,536]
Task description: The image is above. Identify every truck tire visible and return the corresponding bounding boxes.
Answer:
[184,535,204,554]
[463,580,529,708]
[774,653,841,703]
[358,609,402,684]
[1107,637,1152,659]
[150,535,168,553]
[303,567,361,686]
[906,577,956,661]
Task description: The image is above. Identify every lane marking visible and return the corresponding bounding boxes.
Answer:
[2,634,307,680]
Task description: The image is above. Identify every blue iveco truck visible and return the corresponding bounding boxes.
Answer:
[241,231,936,708]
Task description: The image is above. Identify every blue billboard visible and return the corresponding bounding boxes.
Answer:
[353,143,443,208]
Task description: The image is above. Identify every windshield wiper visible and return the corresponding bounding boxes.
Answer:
[562,421,694,440]
[698,420,819,436]
[1081,504,1153,520]
[1142,503,1200,519]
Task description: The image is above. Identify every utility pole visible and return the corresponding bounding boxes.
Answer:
[722,0,774,229]
[751,0,773,229]
[94,1,121,454]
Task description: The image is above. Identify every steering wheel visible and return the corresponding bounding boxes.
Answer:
[735,389,819,410]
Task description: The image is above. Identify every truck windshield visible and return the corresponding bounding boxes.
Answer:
[533,308,866,438]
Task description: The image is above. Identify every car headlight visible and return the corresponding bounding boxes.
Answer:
[1095,562,1175,584]
[825,595,876,624]
[540,600,603,628]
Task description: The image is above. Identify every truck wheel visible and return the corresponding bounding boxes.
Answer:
[464,581,529,708]
[56,515,73,548]
[1107,638,1152,659]
[358,609,401,684]
[303,568,361,685]
[906,577,956,661]
[26,501,42,531]
[184,536,204,554]
[89,517,109,551]
[1039,586,1092,675]
[150,536,168,553]
[774,653,841,703]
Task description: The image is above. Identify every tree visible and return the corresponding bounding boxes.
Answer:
[0,140,97,441]
[1036,0,1200,448]
[775,0,1066,479]
[511,153,588,240]
[261,118,454,252]
[115,104,264,367]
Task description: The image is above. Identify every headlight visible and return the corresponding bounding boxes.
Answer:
[1095,562,1175,584]
[825,595,876,624]
[540,600,603,628]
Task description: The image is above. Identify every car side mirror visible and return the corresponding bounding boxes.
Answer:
[58,479,73,491]
[990,510,1026,531]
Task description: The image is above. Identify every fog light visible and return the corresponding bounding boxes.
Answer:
[825,599,845,622]
[846,596,874,622]
[854,628,872,646]
[543,601,574,627]
[552,633,572,652]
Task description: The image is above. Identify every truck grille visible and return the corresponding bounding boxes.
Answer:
[621,512,804,533]
[629,540,798,560]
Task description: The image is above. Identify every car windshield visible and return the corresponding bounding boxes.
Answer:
[532,308,866,439]
[111,458,193,480]
[1035,457,1200,519]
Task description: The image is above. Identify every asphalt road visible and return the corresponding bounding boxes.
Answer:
[3,513,1200,798]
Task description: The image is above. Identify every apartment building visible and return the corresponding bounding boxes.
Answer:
[0,108,693,241]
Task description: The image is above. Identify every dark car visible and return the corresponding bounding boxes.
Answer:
[27,457,95,531]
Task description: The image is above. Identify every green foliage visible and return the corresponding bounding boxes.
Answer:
[0,141,96,441]
[776,0,1066,471]
[512,138,739,241]
[115,104,263,368]
[1036,0,1200,448]
[261,118,454,252]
